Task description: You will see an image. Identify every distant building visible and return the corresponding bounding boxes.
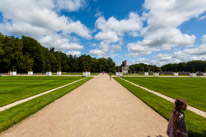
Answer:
[121,60,129,74]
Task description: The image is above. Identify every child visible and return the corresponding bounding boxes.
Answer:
[167,98,188,137]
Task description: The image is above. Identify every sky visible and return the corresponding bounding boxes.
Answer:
[0,0,206,66]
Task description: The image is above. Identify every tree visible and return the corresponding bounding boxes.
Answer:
[144,65,149,72]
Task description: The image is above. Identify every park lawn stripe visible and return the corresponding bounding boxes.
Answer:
[0,77,92,133]
[122,77,206,112]
[114,77,206,137]
[0,76,82,107]
[119,77,206,118]
[0,78,85,112]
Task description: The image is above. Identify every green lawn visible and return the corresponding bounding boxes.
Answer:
[0,76,82,107]
[0,77,92,133]
[121,77,206,112]
[114,77,206,137]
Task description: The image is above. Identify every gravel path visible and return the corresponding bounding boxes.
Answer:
[1,74,168,137]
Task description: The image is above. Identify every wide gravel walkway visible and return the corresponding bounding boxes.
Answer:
[1,74,168,137]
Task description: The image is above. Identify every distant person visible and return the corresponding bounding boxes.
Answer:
[109,72,112,80]
[167,98,188,137]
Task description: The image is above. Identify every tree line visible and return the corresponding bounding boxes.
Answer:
[161,61,206,72]
[1,32,206,73]
[0,32,115,73]
[129,63,161,73]
[129,61,206,73]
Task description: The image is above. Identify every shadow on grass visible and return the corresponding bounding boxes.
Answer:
[188,129,206,137]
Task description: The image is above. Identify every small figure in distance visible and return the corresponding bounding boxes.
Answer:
[167,98,188,137]
[109,72,112,80]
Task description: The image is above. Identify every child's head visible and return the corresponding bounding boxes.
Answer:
[175,98,187,111]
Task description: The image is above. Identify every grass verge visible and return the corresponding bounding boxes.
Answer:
[122,77,206,112]
[114,77,206,137]
[0,76,82,107]
[0,77,92,133]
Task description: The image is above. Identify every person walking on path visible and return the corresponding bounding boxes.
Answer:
[167,98,188,137]
[109,72,112,80]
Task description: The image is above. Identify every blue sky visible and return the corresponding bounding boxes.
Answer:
[0,0,206,66]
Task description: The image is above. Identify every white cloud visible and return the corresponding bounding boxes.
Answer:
[111,44,121,53]
[89,42,122,57]
[202,34,206,43]
[128,0,206,57]
[133,35,206,66]
[141,28,196,50]
[93,12,142,57]
[0,0,91,53]
[143,0,206,32]
[95,12,142,43]
[39,34,84,51]
[96,12,142,34]
[94,31,121,43]
[0,22,48,37]
[131,58,150,65]
[54,0,86,12]
[89,49,105,56]
[89,42,109,57]
[127,42,159,57]
[66,50,81,56]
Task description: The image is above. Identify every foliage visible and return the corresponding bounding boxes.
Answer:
[0,33,116,73]
[129,63,160,73]
[161,61,206,72]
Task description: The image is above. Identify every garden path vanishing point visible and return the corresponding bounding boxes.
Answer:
[1,74,168,137]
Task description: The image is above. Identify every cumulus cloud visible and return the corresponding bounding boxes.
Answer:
[95,12,142,34]
[54,0,86,12]
[66,50,81,56]
[0,0,91,54]
[94,31,121,43]
[89,42,122,57]
[141,28,196,50]
[143,0,206,32]
[128,0,206,57]
[181,35,206,56]
[202,34,206,43]
[39,34,84,51]
[92,12,142,57]
[127,42,159,57]
[111,44,121,53]
[89,48,105,56]
[133,35,206,66]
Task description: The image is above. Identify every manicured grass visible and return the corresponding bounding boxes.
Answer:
[114,77,206,137]
[0,77,92,133]
[0,76,82,107]
[121,77,206,112]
